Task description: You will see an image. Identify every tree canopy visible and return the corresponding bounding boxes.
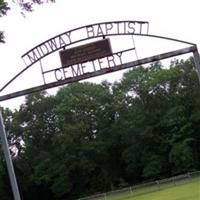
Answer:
[0,58,200,199]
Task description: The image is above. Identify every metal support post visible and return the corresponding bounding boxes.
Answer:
[0,111,21,200]
[193,47,200,84]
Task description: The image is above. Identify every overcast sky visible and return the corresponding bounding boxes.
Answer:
[0,0,200,109]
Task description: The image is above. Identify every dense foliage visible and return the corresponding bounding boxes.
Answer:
[0,59,200,199]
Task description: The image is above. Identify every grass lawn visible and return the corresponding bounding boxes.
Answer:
[127,178,200,200]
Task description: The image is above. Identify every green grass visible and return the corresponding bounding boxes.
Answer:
[84,177,200,200]
[126,178,200,200]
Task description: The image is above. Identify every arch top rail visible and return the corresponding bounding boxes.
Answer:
[21,20,195,69]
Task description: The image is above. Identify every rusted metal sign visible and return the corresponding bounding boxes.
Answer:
[59,39,112,67]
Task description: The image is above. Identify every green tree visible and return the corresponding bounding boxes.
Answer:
[49,82,114,198]
[113,59,200,181]
[1,58,200,199]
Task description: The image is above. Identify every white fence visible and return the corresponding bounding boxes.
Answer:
[78,171,200,200]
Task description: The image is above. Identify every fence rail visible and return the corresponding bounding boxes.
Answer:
[78,171,200,200]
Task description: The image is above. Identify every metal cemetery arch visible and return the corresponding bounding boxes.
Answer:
[0,21,200,200]
[1,20,200,99]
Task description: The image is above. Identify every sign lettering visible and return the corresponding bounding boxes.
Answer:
[21,21,149,67]
[42,49,133,83]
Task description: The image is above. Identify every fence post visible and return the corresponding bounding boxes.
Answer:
[104,193,107,200]
[130,186,133,195]
[173,177,176,186]
[156,180,160,190]
[0,111,21,200]
[193,48,200,84]
[188,172,191,183]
